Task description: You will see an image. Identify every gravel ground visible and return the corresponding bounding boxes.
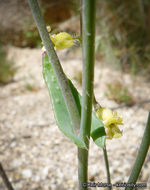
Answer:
[0,47,150,190]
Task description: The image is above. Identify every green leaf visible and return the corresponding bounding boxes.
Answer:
[43,54,106,149]
[91,113,106,148]
[43,54,87,149]
[68,78,106,148]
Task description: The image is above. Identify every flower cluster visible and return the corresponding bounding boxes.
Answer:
[96,107,123,140]
[42,26,74,51]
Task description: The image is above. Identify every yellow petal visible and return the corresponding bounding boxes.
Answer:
[51,32,74,50]
[96,107,123,127]
[107,125,122,140]
[96,107,104,120]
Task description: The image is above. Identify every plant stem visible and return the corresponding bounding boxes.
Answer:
[125,111,150,190]
[92,95,111,188]
[103,145,111,190]
[78,148,88,190]
[78,0,96,189]
[27,0,80,135]
[0,163,15,190]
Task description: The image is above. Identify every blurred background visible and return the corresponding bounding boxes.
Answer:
[0,0,150,190]
[1,0,150,79]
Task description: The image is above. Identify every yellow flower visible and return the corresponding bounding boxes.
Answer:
[42,30,74,52]
[96,107,123,127]
[96,107,123,139]
[50,32,74,50]
[107,124,122,140]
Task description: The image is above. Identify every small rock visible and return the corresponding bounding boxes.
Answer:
[10,141,17,148]
[32,174,40,182]
[41,167,49,180]
[12,159,22,167]
[22,169,32,178]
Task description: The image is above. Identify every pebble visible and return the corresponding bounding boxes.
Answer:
[12,159,22,167]
[41,167,49,180]
[22,169,32,178]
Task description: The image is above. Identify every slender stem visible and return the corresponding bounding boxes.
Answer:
[0,163,15,190]
[78,0,96,189]
[92,95,111,189]
[93,95,112,189]
[125,111,150,190]
[80,0,96,144]
[103,146,111,190]
[27,0,80,135]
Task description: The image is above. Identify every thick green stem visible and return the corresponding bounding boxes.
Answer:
[78,148,88,189]
[78,0,96,189]
[27,0,80,134]
[125,111,150,190]
[103,146,111,190]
